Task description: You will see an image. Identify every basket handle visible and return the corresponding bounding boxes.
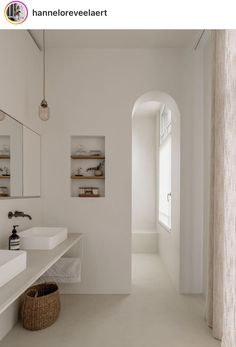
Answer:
[30,289,38,297]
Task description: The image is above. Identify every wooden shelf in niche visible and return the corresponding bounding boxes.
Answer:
[71,136,105,198]
[0,156,10,159]
[79,194,100,198]
[71,155,105,160]
[71,176,105,180]
[0,176,10,179]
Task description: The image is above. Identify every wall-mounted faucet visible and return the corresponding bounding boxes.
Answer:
[8,211,32,220]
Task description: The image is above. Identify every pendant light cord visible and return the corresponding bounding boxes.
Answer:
[39,29,49,119]
[43,30,46,100]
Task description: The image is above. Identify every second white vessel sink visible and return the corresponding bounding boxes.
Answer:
[19,227,68,250]
[0,250,27,287]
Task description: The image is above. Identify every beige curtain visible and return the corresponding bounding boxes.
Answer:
[221,30,236,347]
[207,30,236,347]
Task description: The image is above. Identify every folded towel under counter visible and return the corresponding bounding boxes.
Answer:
[39,257,81,283]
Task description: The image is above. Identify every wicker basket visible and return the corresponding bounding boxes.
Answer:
[21,282,60,330]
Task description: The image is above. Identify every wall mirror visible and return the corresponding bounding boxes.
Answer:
[0,110,40,198]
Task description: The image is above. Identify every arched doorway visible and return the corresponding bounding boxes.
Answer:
[132,90,181,291]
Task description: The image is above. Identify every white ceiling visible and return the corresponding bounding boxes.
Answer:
[29,30,202,50]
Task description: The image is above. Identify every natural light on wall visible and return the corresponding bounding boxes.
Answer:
[159,106,171,231]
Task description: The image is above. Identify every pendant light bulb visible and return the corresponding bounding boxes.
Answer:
[39,99,50,121]
[39,30,50,121]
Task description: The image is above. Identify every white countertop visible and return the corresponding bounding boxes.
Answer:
[0,233,82,315]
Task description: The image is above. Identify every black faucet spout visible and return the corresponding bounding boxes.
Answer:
[8,211,32,220]
[23,214,32,220]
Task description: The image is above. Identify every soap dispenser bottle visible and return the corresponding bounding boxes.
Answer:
[9,225,20,250]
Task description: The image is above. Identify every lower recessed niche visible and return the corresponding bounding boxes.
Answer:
[71,136,105,198]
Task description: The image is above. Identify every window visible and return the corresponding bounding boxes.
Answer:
[159,107,171,230]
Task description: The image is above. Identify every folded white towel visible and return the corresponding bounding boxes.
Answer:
[40,257,81,283]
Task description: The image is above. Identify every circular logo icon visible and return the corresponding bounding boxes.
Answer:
[4,1,28,24]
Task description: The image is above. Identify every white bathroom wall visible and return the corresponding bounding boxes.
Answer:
[42,47,205,294]
[0,31,42,340]
[132,115,157,230]
[180,49,205,293]
[0,31,42,132]
[23,127,41,197]
[132,114,158,253]
[178,36,212,294]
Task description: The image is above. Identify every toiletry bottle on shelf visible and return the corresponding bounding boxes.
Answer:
[9,225,20,250]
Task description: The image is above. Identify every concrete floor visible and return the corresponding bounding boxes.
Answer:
[1,254,220,347]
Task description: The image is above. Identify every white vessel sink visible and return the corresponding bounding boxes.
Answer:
[0,250,27,287]
[19,227,68,250]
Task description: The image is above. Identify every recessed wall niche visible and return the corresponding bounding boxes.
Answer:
[71,136,105,198]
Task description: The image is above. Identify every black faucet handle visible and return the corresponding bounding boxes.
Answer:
[8,211,13,219]
[8,211,23,219]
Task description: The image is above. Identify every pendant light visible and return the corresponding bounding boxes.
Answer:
[39,30,50,121]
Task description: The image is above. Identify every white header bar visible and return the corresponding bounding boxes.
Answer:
[0,0,235,29]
